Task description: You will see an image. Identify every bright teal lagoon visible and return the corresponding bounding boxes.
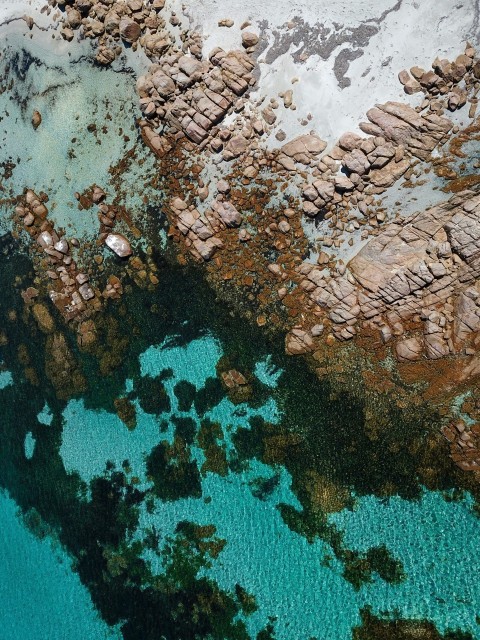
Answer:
[0,490,119,640]
[53,335,480,639]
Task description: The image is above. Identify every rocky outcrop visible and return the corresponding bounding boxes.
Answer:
[297,187,480,361]
[360,101,452,161]
[442,419,480,472]
[298,98,452,220]
[137,46,255,152]
[169,195,246,261]
[44,5,480,379]
[398,44,476,113]
[54,0,172,65]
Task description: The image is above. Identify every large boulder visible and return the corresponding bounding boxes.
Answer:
[396,336,424,361]
[105,233,132,258]
[281,134,327,162]
[119,17,141,43]
[212,201,242,227]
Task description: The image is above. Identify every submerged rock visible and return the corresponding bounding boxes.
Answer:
[32,303,55,334]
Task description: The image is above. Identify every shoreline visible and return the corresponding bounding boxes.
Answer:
[2,0,480,470]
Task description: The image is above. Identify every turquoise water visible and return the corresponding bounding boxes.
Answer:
[37,402,53,426]
[331,492,480,635]
[0,490,119,640]
[0,370,13,390]
[55,334,480,639]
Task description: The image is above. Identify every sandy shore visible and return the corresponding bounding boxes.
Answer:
[3,0,478,148]
[171,0,478,146]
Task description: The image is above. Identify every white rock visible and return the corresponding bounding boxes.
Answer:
[105,233,132,258]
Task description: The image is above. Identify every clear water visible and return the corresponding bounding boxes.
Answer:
[56,334,480,640]
[0,490,120,640]
[0,26,158,243]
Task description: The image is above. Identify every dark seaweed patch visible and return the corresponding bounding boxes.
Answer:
[353,607,474,640]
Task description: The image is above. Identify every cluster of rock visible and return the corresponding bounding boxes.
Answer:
[137,45,257,152]
[299,101,452,225]
[290,187,480,361]
[285,44,480,269]
[76,185,133,259]
[221,368,248,388]
[273,44,480,364]
[397,43,479,116]
[13,189,139,345]
[168,194,242,260]
[33,3,480,379]
[15,190,101,321]
[52,1,265,161]
[52,0,170,65]
[442,419,480,472]
[274,134,327,172]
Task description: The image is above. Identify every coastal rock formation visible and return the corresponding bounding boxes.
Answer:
[296,188,480,362]
[18,3,480,395]
[137,46,255,152]
[442,419,480,472]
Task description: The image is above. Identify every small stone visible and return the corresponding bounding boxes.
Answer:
[334,175,355,191]
[278,220,291,233]
[37,231,53,249]
[217,180,230,194]
[311,324,324,336]
[241,32,259,48]
[76,273,89,285]
[396,336,423,361]
[262,106,277,125]
[92,186,106,203]
[61,26,75,41]
[79,283,95,301]
[32,110,42,130]
[54,238,69,254]
[338,132,362,151]
[398,69,411,85]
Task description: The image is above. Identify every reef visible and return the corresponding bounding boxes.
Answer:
[353,607,475,640]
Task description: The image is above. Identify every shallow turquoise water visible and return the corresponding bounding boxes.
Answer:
[0,370,13,390]
[0,490,119,640]
[0,26,158,243]
[55,334,480,639]
[331,492,480,635]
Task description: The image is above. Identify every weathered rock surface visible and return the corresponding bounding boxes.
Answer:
[360,101,452,161]
[119,16,141,43]
[303,187,480,360]
[281,134,327,163]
